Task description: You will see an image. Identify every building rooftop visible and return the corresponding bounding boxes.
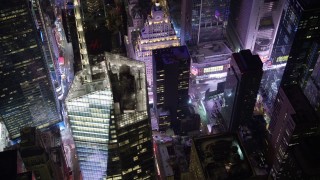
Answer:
[233,50,263,73]
[193,133,253,180]
[189,41,232,64]
[282,84,320,125]
[159,144,174,177]
[298,0,320,10]
[153,45,190,67]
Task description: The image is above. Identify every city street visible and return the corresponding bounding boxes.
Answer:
[189,77,226,133]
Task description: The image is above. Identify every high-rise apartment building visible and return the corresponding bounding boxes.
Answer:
[182,0,231,45]
[0,0,60,139]
[127,1,180,88]
[268,84,320,179]
[152,46,190,132]
[66,53,154,179]
[221,50,263,132]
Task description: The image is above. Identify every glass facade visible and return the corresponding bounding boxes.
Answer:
[106,53,154,179]
[188,0,230,45]
[0,0,59,139]
[153,46,191,132]
[66,89,112,180]
[66,53,154,179]
[221,51,263,131]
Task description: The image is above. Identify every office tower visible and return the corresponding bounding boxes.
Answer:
[304,55,320,117]
[153,46,190,132]
[127,1,180,89]
[66,53,154,179]
[274,135,320,179]
[71,0,126,79]
[261,0,320,115]
[268,85,320,179]
[189,134,254,180]
[0,0,60,139]
[221,50,263,132]
[20,127,55,180]
[62,2,82,73]
[106,53,154,179]
[124,0,146,61]
[65,65,111,179]
[182,0,231,45]
[31,0,57,78]
[228,0,285,62]
[278,0,320,87]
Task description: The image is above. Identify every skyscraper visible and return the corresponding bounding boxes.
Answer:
[227,0,285,62]
[268,84,320,179]
[65,67,112,179]
[0,0,60,139]
[152,46,191,132]
[261,0,320,115]
[182,0,231,45]
[278,0,320,87]
[66,53,154,179]
[221,50,263,132]
[106,53,154,179]
[128,1,180,89]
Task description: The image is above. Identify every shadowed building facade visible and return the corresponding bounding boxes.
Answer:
[221,50,263,132]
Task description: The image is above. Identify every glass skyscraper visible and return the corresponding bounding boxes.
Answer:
[66,76,112,179]
[0,0,60,139]
[66,53,154,179]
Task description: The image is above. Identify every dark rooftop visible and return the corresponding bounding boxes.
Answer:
[298,0,320,10]
[153,46,191,67]
[293,135,320,176]
[193,133,253,180]
[233,50,263,73]
[0,150,17,179]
